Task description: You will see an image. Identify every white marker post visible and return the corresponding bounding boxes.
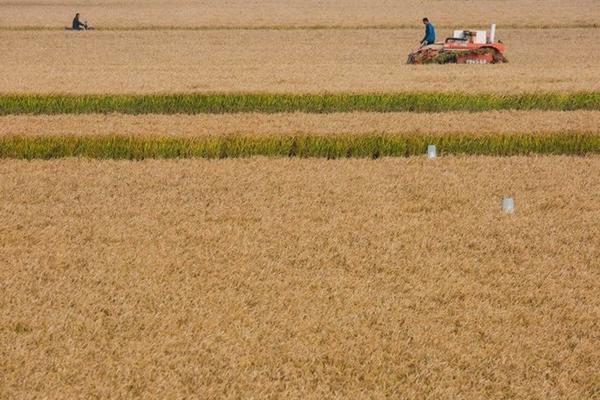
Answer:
[502,196,515,214]
[427,144,437,159]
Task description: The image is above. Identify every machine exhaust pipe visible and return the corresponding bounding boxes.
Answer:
[489,24,496,43]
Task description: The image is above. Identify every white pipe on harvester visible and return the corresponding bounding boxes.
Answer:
[489,24,496,43]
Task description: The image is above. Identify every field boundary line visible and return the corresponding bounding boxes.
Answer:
[1,133,598,159]
[1,93,598,115]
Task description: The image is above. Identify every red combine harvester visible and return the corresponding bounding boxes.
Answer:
[407,24,507,64]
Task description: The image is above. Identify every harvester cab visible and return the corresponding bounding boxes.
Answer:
[407,24,507,64]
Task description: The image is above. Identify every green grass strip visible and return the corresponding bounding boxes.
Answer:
[1,134,598,159]
[1,92,598,115]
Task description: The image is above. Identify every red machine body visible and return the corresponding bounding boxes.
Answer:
[407,26,507,65]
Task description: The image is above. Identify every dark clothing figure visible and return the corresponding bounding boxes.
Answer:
[421,22,436,46]
[72,15,86,30]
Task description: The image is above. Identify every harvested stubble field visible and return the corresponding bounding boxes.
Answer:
[1,157,599,399]
[2,111,600,137]
[1,29,598,94]
[0,0,597,30]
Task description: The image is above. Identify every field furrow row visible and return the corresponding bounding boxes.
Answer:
[1,93,598,115]
[2,133,599,159]
[3,111,599,137]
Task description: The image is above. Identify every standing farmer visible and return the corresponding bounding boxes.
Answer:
[420,17,435,47]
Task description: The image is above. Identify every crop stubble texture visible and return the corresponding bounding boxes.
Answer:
[1,29,598,94]
[1,157,599,399]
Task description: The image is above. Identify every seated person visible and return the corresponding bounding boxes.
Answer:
[72,13,88,30]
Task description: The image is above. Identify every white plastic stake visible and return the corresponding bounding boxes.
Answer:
[427,144,437,159]
[502,196,515,214]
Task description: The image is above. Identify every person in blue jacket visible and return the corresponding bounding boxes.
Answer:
[421,17,435,47]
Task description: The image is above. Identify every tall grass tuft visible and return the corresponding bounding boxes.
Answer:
[1,134,598,159]
[0,92,598,115]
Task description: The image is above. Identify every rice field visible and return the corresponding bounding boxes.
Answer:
[1,93,597,158]
[2,92,598,115]
[1,134,599,160]
[1,29,599,94]
[1,157,599,399]
[0,0,597,29]
[1,1,599,398]
[3,111,599,137]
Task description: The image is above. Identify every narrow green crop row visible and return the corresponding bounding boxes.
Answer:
[1,92,598,115]
[1,134,598,159]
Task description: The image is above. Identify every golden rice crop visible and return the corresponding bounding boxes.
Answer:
[1,157,599,399]
[2,111,599,137]
[1,1,598,398]
[0,0,596,29]
[0,29,597,94]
